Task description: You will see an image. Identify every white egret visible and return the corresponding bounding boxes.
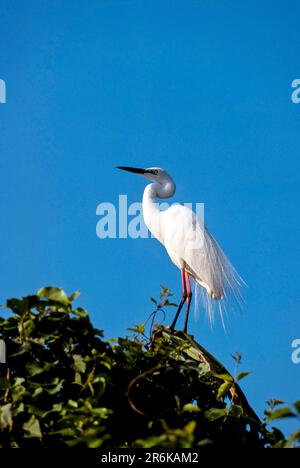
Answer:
[117,166,244,332]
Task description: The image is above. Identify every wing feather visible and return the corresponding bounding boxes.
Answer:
[160,204,245,324]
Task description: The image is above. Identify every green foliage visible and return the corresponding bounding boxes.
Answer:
[0,287,299,448]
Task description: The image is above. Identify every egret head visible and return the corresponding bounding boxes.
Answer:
[116,166,175,198]
[116,166,170,183]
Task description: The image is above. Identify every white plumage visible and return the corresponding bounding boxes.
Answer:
[117,166,244,331]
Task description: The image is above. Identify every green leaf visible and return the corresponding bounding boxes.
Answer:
[43,378,64,395]
[37,287,70,306]
[285,429,300,448]
[10,342,32,357]
[205,408,229,421]
[230,405,244,418]
[128,324,145,335]
[163,300,178,307]
[267,399,285,409]
[50,428,76,437]
[74,372,82,385]
[184,420,197,435]
[0,403,13,430]
[217,382,233,401]
[33,387,43,398]
[73,354,86,373]
[293,401,300,414]
[88,438,105,448]
[23,415,42,439]
[197,439,214,447]
[266,407,296,422]
[91,407,112,418]
[0,377,11,390]
[214,373,234,383]
[67,399,78,408]
[69,290,81,302]
[237,372,252,381]
[73,307,88,318]
[160,287,170,297]
[182,404,201,413]
[6,298,29,317]
[26,361,52,377]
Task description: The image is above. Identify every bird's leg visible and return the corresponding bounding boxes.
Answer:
[170,269,187,331]
[183,272,192,334]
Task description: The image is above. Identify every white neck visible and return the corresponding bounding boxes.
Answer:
[142,181,176,242]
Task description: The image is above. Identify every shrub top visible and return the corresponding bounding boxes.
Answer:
[0,287,299,448]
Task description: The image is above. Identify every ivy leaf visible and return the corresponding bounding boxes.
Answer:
[128,324,145,335]
[0,403,13,430]
[23,415,42,439]
[182,404,201,413]
[73,307,88,318]
[6,298,29,317]
[237,372,252,381]
[0,377,11,390]
[266,407,296,422]
[217,382,233,401]
[205,408,229,421]
[69,290,81,302]
[73,354,86,374]
[293,401,300,414]
[1,286,298,449]
[267,399,285,409]
[214,373,234,383]
[163,300,178,307]
[285,429,300,448]
[37,287,70,306]
[230,405,244,418]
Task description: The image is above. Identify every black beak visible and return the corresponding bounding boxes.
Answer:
[116,166,147,175]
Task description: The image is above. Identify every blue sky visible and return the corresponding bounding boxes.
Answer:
[0,0,300,435]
